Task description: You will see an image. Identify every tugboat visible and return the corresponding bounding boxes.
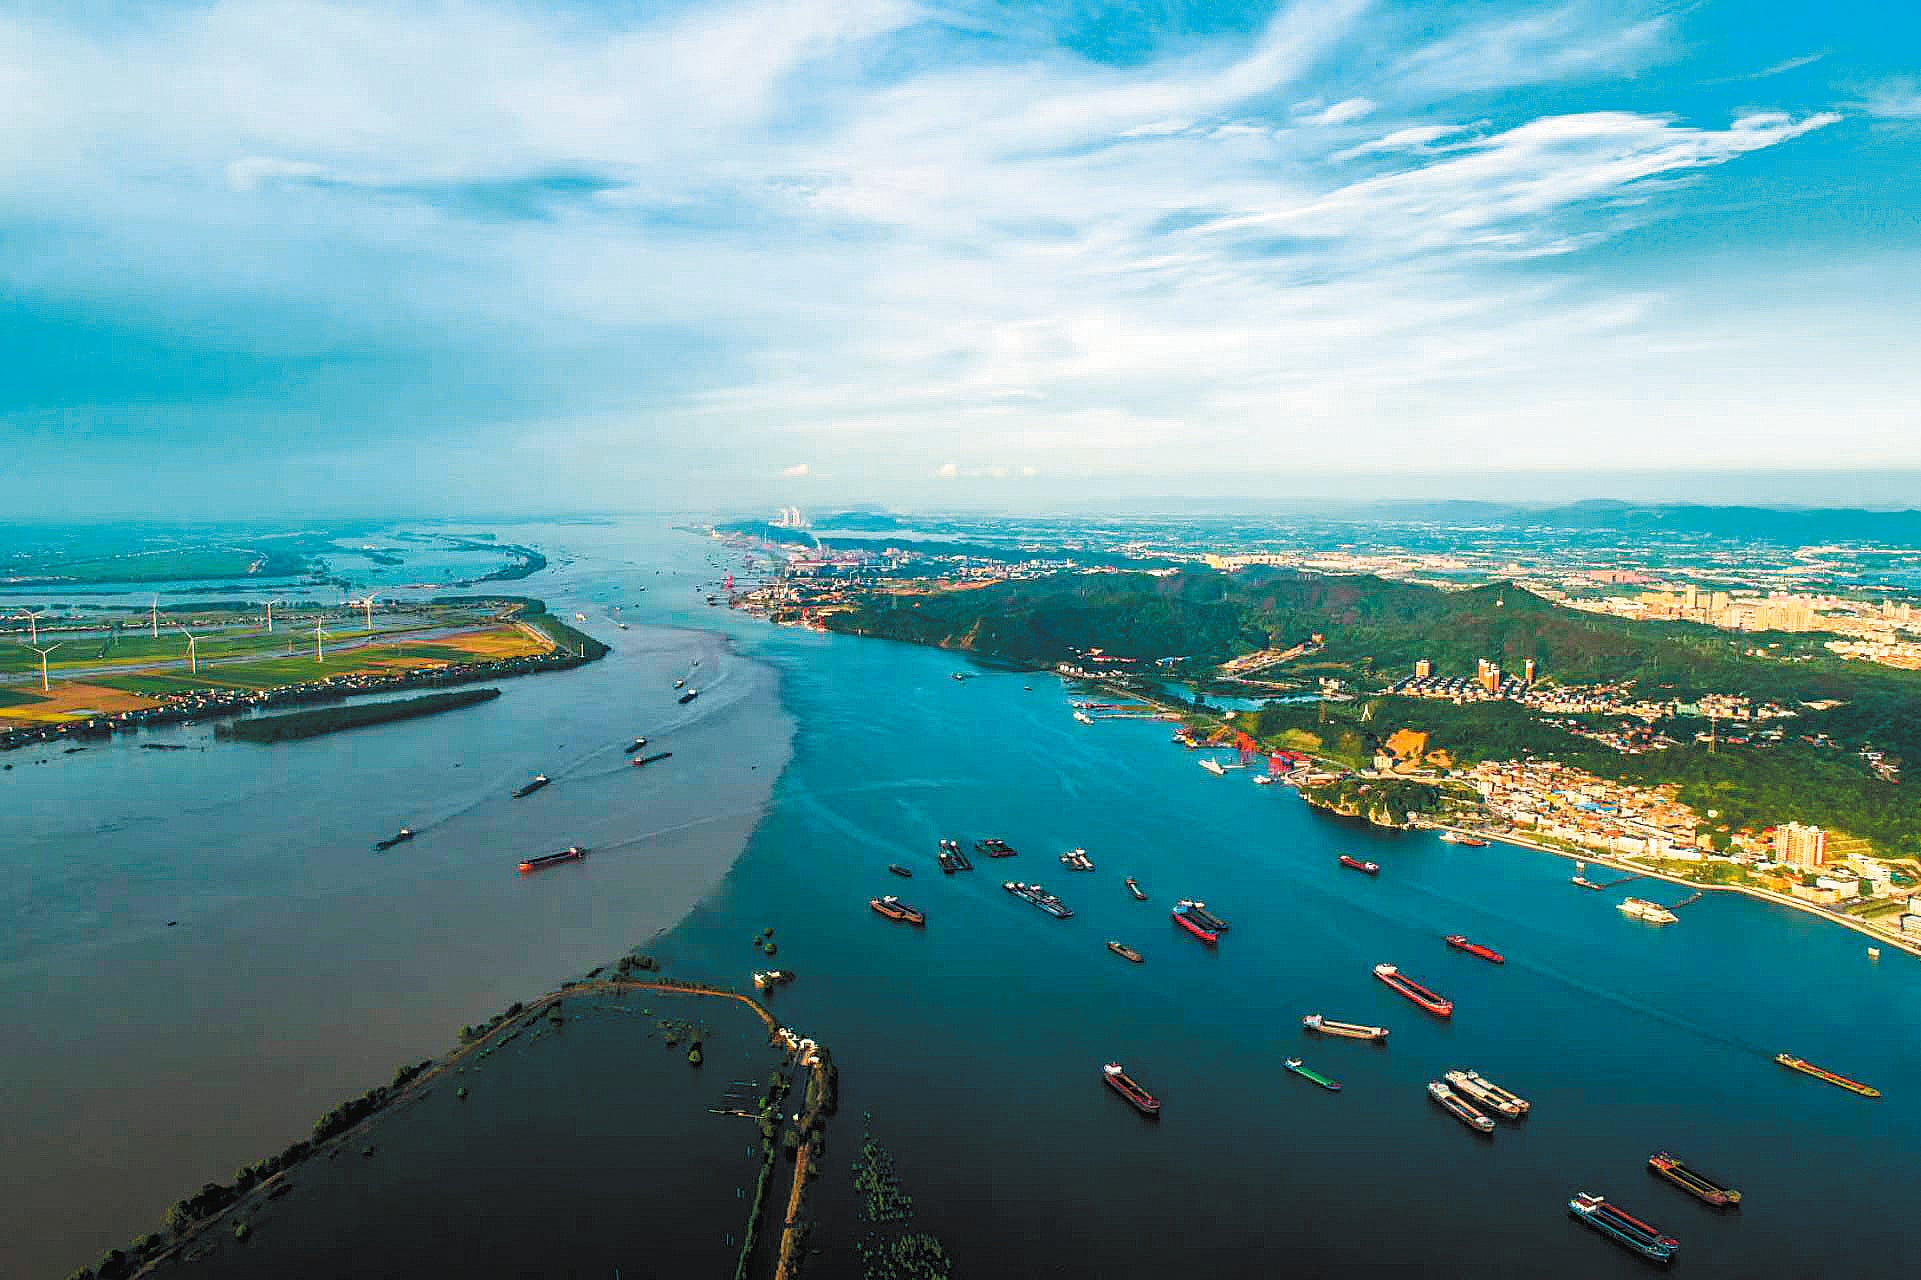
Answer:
[373,827,414,851]
[518,845,588,874]
[1283,1058,1342,1092]
[1338,855,1380,875]
[975,838,1018,858]
[1774,1053,1880,1098]
[888,864,913,878]
[1059,847,1095,871]
[1567,1192,1678,1264]
[1102,1063,1161,1116]
[1427,1080,1495,1133]
[1004,881,1073,919]
[1301,1015,1388,1042]
[1445,935,1505,964]
[1107,940,1143,963]
[1124,877,1147,901]
[1648,1153,1741,1206]
[869,895,925,925]
[1171,901,1219,943]
[1374,964,1453,1017]
[678,688,700,705]
[512,773,551,799]
[1444,1069,1528,1118]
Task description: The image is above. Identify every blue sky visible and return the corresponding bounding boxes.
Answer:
[3,0,1919,515]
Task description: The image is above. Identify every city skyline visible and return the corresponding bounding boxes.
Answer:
[5,0,1920,515]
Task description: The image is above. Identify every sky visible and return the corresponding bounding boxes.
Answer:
[3,0,1919,516]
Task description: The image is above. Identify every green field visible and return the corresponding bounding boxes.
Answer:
[5,547,312,584]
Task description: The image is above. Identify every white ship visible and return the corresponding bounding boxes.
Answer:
[1199,758,1226,776]
[1073,710,1094,724]
[1618,896,1678,924]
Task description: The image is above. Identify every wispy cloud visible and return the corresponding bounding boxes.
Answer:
[1701,51,1826,85]
[1852,76,1921,120]
[781,462,812,477]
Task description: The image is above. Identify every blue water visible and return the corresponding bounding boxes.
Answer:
[625,535,1919,1279]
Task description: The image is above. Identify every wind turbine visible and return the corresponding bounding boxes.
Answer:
[263,598,285,632]
[27,641,60,692]
[314,618,330,663]
[149,596,159,639]
[353,595,376,630]
[175,625,201,675]
[22,608,45,645]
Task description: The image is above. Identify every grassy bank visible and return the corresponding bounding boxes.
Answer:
[214,689,501,742]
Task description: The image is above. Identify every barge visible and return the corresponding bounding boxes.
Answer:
[1374,963,1453,1017]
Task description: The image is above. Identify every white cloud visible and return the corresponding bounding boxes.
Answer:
[1300,96,1375,127]
[934,462,959,479]
[1853,77,1921,120]
[781,462,811,477]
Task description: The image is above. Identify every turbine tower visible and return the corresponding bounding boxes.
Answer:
[357,595,376,630]
[23,608,45,645]
[27,641,60,692]
[150,596,159,639]
[175,625,201,675]
[314,618,329,663]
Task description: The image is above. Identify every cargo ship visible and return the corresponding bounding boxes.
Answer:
[1444,935,1504,964]
[1619,897,1678,924]
[1107,940,1143,963]
[1171,902,1218,943]
[1647,1153,1741,1206]
[1338,855,1380,875]
[888,864,913,878]
[1374,964,1453,1016]
[1102,1063,1161,1116]
[1283,1058,1342,1092]
[373,827,414,851]
[624,737,647,754]
[519,845,588,874]
[1775,1053,1880,1097]
[678,688,700,704]
[936,839,972,873]
[1004,881,1073,919]
[632,751,673,768]
[1060,847,1095,871]
[1182,900,1230,933]
[1125,877,1147,901]
[1567,1192,1678,1264]
[1427,1080,1495,1133]
[1444,1069,1528,1118]
[512,774,550,798]
[1301,1015,1388,1042]
[1198,758,1226,776]
[975,838,1018,858]
[869,895,925,925]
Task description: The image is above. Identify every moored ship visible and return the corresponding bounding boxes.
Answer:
[1619,896,1678,924]
[1125,877,1147,901]
[1647,1153,1741,1206]
[1338,855,1380,875]
[1182,900,1229,933]
[518,845,588,874]
[1004,881,1073,919]
[1301,1014,1388,1042]
[1444,934,1504,964]
[869,895,926,925]
[632,751,673,768]
[1775,1053,1880,1097]
[1567,1192,1678,1264]
[1427,1080,1495,1133]
[975,837,1018,858]
[1374,964,1453,1017]
[1107,940,1143,963]
[888,864,913,878]
[1444,1069,1528,1118]
[936,839,973,873]
[1060,847,1095,871]
[752,969,795,991]
[1102,1062,1161,1116]
[373,827,414,851]
[1198,758,1226,776]
[678,688,700,704]
[1171,902,1217,943]
[512,773,550,798]
[1284,1058,1342,1092]
[624,737,647,753]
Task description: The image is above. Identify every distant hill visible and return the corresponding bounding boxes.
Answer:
[1358,500,1921,544]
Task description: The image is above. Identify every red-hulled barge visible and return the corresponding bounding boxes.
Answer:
[1445,935,1505,964]
[1103,1063,1161,1116]
[1373,963,1453,1016]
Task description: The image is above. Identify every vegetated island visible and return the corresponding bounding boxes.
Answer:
[214,688,502,742]
[99,949,838,1280]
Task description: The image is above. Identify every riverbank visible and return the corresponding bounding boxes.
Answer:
[1454,826,1921,959]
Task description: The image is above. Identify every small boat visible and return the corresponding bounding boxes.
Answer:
[1567,1192,1678,1264]
[1339,855,1380,875]
[1252,774,1274,786]
[1647,1152,1741,1207]
[1374,964,1453,1017]
[373,827,414,851]
[1283,1058,1342,1092]
[1438,829,1461,844]
[1301,1015,1388,1042]
[1073,710,1094,724]
[1102,1063,1161,1116]
[1455,835,1489,847]
[1060,847,1095,871]
[1867,947,1881,959]
[624,737,647,754]
[888,864,913,878]
[1445,1069,1528,1118]
[1199,758,1226,777]
[632,751,673,768]
[673,678,686,689]
[512,773,551,799]
[518,845,588,874]
[1445,935,1504,964]
[1107,940,1143,963]
[1124,877,1147,901]
[1775,1052,1880,1098]
[869,895,925,925]
[1427,1080,1494,1133]
[752,970,794,991]
[678,689,699,704]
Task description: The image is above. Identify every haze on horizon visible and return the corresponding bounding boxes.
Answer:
[4,0,1919,518]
